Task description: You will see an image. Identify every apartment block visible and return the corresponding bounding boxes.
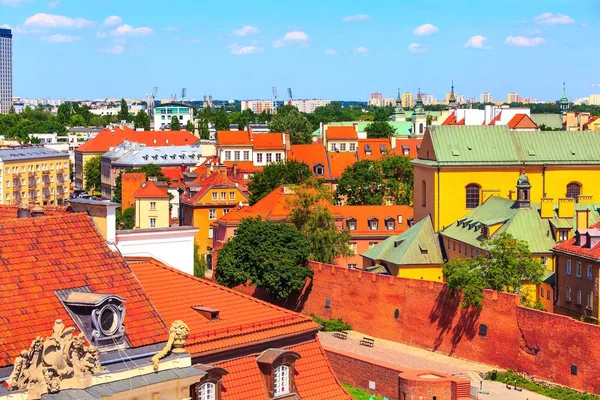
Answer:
[0,28,12,115]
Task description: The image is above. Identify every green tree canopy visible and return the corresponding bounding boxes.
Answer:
[364,121,396,138]
[116,206,135,230]
[247,160,312,205]
[170,115,181,131]
[134,110,151,131]
[69,114,86,127]
[268,108,313,144]
[118,99,129,122]
[185,119,194,133]
[56,103,72,124]
[199,118,210,139]
[381,155,414,206]
[84,155,102,194]
[214,108,230,131]
[443,233,545,308]
[215,217,312,299]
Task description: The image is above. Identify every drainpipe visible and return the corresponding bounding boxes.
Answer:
[542,163,547,198]
[437,165,441,232]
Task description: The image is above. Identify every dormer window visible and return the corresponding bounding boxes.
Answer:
[314,163,324,176]
[257,349,301,399]
[364,144,371,155]
[385,218,395,230]
[347,219,357,231]
[197,382,215,400]
[274,365,290,396]
[368,218,378,230]
[190,364,228,400]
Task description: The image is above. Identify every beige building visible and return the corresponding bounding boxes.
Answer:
[0,147,70,206]
[241,99,275,114]
[402,92,414,108]
[589,94,600,106]
[507,92,519,103]
[289,99,331,113]
[134,180,170,229]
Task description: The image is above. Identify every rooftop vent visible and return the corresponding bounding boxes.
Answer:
[192,306,220,321]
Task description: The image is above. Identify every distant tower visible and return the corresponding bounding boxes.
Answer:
[448,81,457,110]
[390,88,405,121]
[0,28,12,115]
[414,88,425,115]
[516,170,531,209]
[559,82,569,116]
[412,88,427,136]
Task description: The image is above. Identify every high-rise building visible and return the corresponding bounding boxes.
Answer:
[402,92,414,108]
[480,92,493,103]
[0,28,13,115]
[370,92,383,100]
[589,94,600,106]
[507,93,519,103]
[241,99,275,114]
[289,99,331,113]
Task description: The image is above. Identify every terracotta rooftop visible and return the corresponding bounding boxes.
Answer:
[128,258,319,356]
[326,126,358,140]
[357,139,392,160]
[507,113,538,129]
[76,126,198,153]
[328,151,358,179]
[252,133,286,150]
[0,204,69,222]
[216,338,350,400]
[217,131,252,146]
[0,213,168,367]
[333,205,414,236]
[488,111,502,126]
[133,180,170,199]
[182,171,244,205]
[160,167,183,187]
[554,222,600,260]
[287,144,330,179]
[393,138,422,158]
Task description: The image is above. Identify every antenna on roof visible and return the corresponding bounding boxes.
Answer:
[181,88,187,103]
[272,87,278,113]
[287,88,293,106]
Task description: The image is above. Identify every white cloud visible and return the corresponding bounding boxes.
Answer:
[273,31,309,48]
[101,44,125,55]
[354,46,369,55]
[325,48,337,55]
[41,33,80,43]
[24,13,92,29]
[534,12,575,25]
[48,0,59,8]
[342,14,371,22]
[505,36,546,47]
[0,0,28,6]
[104,16,122,26]
[413,23,438,36]
[408,43,430,54]
[0,24,12,29]
[463,35,490,49]
[111,24,153,37]
[229,42,264,55]
[233,25,259,36]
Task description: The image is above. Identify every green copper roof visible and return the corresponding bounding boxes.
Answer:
[313,121,413,137]
[441,196,600,254]
[362,216,443,265]
[530,114,563,130]
[413,126,600,166]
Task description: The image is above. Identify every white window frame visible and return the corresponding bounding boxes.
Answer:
[588,265,593,281]
[243,150,250,161]
[274,365,290,396]
[566,259,572,275]
[149,218,156,228]
[224,151,231,161]
[275,153,282,162]
[256,153,263,163]
[266,153,272,163]
[587,292,593,310]
[221,192,226,200]
[208,227,213,239]
[209,209,216,220]
[197,382,216,400]
[566,285,572,302]
[212,192,218,200]
[349,143,356,152]
[576,262,582,278]
[150,201,156,210]
[340,143,346,152]
[576,289,582,305]
[230,192,235,200]
[234,151,240,161]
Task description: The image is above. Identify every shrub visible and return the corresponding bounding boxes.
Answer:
[311,315,352,332]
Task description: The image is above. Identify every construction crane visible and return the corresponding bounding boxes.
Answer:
[272,87,278,113]
[287,88,293,106]
[181,88,187,103]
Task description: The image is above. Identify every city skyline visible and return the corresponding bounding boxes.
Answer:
[1,0,599,101]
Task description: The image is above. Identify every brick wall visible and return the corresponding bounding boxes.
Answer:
[299,262,600,394]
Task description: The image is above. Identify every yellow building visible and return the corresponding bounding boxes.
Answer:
[133,180,170,229]
[402,92,414,108]
[180,171,248,261]
[0,147,70,206]
[413,126,600,232]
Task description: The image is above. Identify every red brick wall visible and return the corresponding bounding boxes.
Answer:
[299,262,600,394]
[324,347,402,399]
[398,374,453,400]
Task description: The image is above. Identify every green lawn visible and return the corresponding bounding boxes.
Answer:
[342,383,384,400]
[486,371,600,400]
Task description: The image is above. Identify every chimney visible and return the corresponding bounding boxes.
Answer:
[576,209,590,231]
[577,194,593,204]
[540,198,554,219]
[31,206,44,218]
[576,231,588,247]
[557,198,574,219]
[17,203,30,219]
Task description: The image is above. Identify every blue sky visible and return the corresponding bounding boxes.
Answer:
[1,0,599,101]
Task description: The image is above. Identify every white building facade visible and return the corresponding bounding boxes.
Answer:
[289,99,331,113]
[154,102,193,130]
[241,100,275,114]
[0,28,12,115]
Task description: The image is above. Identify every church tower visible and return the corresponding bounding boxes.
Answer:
[559,82,569,116]
[390,88,406,121]
[448,81,457,110]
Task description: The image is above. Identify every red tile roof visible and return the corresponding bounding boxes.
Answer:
[0,213,167,367]
[217,131,253,146]
[326,126,358,140]
[507,113,538,129]
[133,180,170,199]
[488,111,502,125]
[357,139,392,160]
[76,126,198,153]
[252,133,286,150]
[553,222,600,260]
[584,116,599,128]
[457,118,465,125]
[328,152,358,179]
[333,205,413,236]
[441,112,457,125]
[217,338,350,400]
[128,258,319,356]
[287,144,329,178]
[182,171,244,205]
[0,205,69,222]
[393,138,422,158]
[161,167,184,187]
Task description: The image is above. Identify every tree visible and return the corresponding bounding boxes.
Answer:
[381,156,413,206]
[185,120,194,133]
[116,206,135,230]
[84,155,102,194]
[365,121,396,138]
[443,233,545,308]
[335,160,384,205]
[268,108,313,144]
[69,114,86,127]
[214,108,230,131]
[247,160,312,205]
[134,110,150,131]
[215,217,312,299]
[373,107,392,122]
[199,118,210,139]
[113,171,123,203]
[8,106,15,114]
[170,115,181,131]
[193,243,207,278]
[57,103,72,124]
[288,180,351,264]
[118,99,129,122]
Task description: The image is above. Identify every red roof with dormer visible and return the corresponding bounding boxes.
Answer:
[554,222,600,260]
[133,180,170,199]
[76,126,198,153]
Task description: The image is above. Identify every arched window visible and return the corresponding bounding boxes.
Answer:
[566,182,581,201]
[465,184,481,209]
[419,123,424,134]
[197,382,216,400]
[421,180,426,207]
[274,365,290,396]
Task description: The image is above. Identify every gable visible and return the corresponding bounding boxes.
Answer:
[416,128,436,161]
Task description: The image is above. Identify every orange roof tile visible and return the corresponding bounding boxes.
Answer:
[357,139,392,160]
[553,222,600,260]
[393,138,422,158]
[441,112,457,125]
[507,113,538,129]
[334,205,413,236]
[128,258,319,356]
[488,111,502,125]
[216,338,351,400]
[0,204,69,222]
[328,152,358,179]
[457,118,465,125]
[326,126,358,140]
[252,133,286,150]
[0,214,168,367]
[76,126,198,153]
[161,166,183,187]
[217,131,253,146]
[182,171,244,205]
[287,144,329,178]
[133,180,170,199]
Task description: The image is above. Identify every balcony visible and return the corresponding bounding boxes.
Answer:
[28,171,35,177]
[12,173,20,179]
[57,169,64,175]
[42,170,50,176]
[42,181,50,188]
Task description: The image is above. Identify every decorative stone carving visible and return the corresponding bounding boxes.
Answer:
[6,319,105,397]
[152,320,190,371]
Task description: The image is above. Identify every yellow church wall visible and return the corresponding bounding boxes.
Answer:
[397,265,444,282]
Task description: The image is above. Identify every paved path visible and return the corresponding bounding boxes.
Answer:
[319,331,551,400]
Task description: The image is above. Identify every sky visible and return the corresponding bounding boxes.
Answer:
[1,0,599,101]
